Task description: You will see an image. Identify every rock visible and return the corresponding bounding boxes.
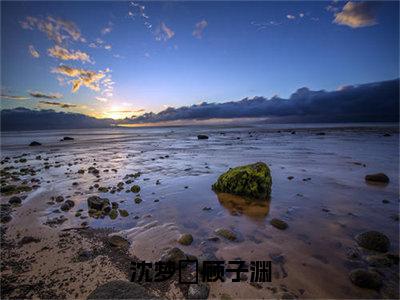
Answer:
[202,207,212,211]
[55,196,64,202]
[131,185,141,193]
[187,283,210,299]
[270,218,288,230]
[383,133,391,137]
[287,176,294,180]
[107,235,129,248]
[365,173,390,184]
[8,196,21,205]
[87,280,158,299]
[178,233,193,245]
[212,162,272,199]
[61,200,75,211]
[98,187,109,193]
[215,228,237,241]
[355,231,390,252]
[111,202,119,209]
[109,209,118,220]
[316,132,325,136]
[61,136,74,141]
[366,255,393,267]
[382,199,390,204]
[197,135,209,140]
[29,141,41,146]
[160,247,186,263]
[87,196,109,210]
[19,236,40,246]
[134,197,142,204]
[277,292,297,299]
[349,269,382,290]
[119,209,129,217]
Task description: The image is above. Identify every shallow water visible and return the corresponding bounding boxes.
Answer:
[1,123,399,298]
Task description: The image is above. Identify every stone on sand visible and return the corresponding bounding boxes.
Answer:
[178,233,193,245]
[355,231,390,253]
[87,280,158,299]
[270,218,288,230]
[365,173,390,184]
[349,269,382,290]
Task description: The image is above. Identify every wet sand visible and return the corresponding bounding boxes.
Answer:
[1,124,399,299]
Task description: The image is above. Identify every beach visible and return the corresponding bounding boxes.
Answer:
[1,123,399,299]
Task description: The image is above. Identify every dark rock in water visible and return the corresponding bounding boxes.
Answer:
[291,131,296,134]
[107,235,129,248]
[197,135,209,140]
[270,218,288,230]
[87,196,109,210]
[365,173,390,184]
[178,233,193,246]
[29,141,41,146]
[60,136,74,141]
[316,132,326,136]
[119,209,129,217]
[212,162,272,199]
[61,200,75,211]
[382,199,390,204]
[383,133,391,137]
[287,176,294,180]
[109,209,118,220]
[355,231,390,252]
[9,196,22,205]
[131,185,141,193]
[349,269,382,290]
[160,247,186,263]
[215,228,237,241]
[187,283,210,299]
[55,196,64,202]
[87,280,158,299]
[366,255,393,267]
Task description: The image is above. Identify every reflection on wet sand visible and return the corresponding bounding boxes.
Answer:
[216,192,270,219]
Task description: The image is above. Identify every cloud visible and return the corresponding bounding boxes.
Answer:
[48,45,93,63]
[123,79,399,124]
[155,22,175,42]
[128,2,152,30]
[193,20,208,39]
[95,97,108,102]
[1,94,30,101]
[104,45,112,50]
[28,45,40,58]
[29,91,63,99]
[20,16,85,45]
[38,101,78,108]
[1,107,113,131]
[286,14,296,20]
[101,22,113,35]
[52,65,108,93]
[334,1,378,28]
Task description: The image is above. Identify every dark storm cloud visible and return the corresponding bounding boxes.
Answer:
[38,100,77,108]
[0,107,113,131]
[125,79,399,124]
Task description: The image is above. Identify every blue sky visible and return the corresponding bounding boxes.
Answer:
[1,1,399,119]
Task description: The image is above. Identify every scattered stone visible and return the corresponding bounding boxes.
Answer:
[197,135,209,140]
[134,197,142,204]
[119,209,129,217]
[382,199,390,204]
[349,269,382,290]
[355,231,390,252]
[187,283,210,299]
[98,187,109,193]
[212,162,272,199]
[0,204,12,223]
[107,235,129,248]
[202,207,212,211]
[383,133,391,137]
[55,196,64,202]
[131,185,141,193]
[109,209,118,220]
[178,233,193,246]
[365,173,390,184]
[287,176,294,180]
[60,136,74,141]
[270,218,288,230]
[87,196,110,210]
[215,228,237,241]
[366,255,393,267]
[160,247,186,263]
[29,141,41,146]
[8,196,21,205]
[61,200,75,211]
[316,132,325,136]
[87,280,158,299]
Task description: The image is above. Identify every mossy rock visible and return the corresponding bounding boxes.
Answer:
[109,209,118,220]
[270,218,288,230]
[131,185,141,193]
[215,228,237,241]
[178,233,193,245]
[212,162,271,199]
[134,197,142,204]
[119,209,129,217]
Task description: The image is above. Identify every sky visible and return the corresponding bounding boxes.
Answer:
[1,1,399,120]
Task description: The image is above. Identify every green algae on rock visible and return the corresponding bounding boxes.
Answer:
[212,162,272,199]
